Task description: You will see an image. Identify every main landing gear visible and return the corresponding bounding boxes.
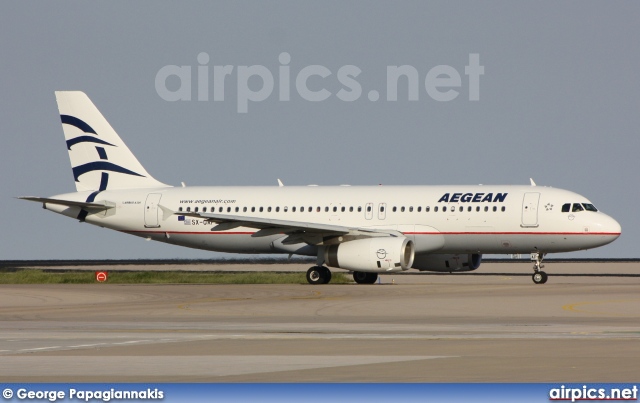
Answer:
[306,266,332,285]
[531,252,548,284]
[353,271,378,284]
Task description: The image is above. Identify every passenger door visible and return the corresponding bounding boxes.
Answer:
[521,192,540,227]
[144,193,162,228]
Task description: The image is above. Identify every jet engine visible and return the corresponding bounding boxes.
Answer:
[324,237,415,273]
[412,253,482,272]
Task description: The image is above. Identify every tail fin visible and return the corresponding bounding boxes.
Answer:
[55,91,169,192]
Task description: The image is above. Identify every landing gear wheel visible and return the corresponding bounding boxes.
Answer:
[530,251,548,285]
[321,266,332,284]
[532,271,548,284]
[353,271,378,284]
[306,266,331,285]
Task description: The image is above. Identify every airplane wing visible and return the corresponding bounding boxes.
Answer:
[19,196,114,211]
[171,209,403,245]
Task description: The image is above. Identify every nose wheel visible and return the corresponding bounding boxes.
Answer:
[531,252,548,284]
[532,271,548,284]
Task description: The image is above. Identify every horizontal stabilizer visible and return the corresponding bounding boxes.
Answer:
[19,196,114,211]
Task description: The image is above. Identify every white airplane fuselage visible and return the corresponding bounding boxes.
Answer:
[23,91,621,284]
[46,184,620,257]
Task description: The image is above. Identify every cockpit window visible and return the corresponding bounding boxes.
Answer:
[582,203,598,212]
[561,203,571,213]
[572,203,584,212]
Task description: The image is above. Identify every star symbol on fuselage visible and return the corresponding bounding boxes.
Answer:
[545,203,554,211]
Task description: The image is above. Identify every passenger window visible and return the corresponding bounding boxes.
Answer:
[358,206,362,212]
[333,206,337,212]
[251,207,255,212]
[259,207,263,212]
[195,207,199,213]
[460,206,464,212]
[276,207,280,212]
[493,206,497,212]
[268,207,272,212]
[317,207,321,212]
[572,203,584,212]
[409,206,413,212]
[484,206,488,212]
[476,206,480,212]
[178,207,183,212]
[393,206,397,212]
[235,207,239,212]
[203,207,207,213]
[243,207,247,212]
[227,207,232,213]
[426,206,430,212]
[467,206,472,212]
[292,207,296,212]
[501,206,506,212]
[443,206,447,212]
[434,206,438,212]
[186,207,191,212]
[380,206,385,212]
[341,206,345,212]
[349,206,354,212]
[325,206,329,212]
[367,206,372,212]
[401,206,405,212]
[417,206,422,212]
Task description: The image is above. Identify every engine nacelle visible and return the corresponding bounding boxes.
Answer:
[324,237,415,273]
[412,253,482,272]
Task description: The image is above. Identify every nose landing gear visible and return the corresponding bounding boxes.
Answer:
[531,252,548,284]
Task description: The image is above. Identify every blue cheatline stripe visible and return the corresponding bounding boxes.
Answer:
[60,115,97,134]
[66,136,115,150]
[96,147,108,160]
[72,161,145,182]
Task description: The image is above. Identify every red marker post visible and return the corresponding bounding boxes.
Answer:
[95,271,108,282]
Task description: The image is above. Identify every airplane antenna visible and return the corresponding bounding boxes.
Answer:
[529,178,537,186]
[181,182,186,187]
[277,179,284,187]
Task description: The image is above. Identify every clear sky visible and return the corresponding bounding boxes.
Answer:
[1,2,638,259]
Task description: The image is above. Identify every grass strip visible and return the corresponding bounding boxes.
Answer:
[0,269,351,285]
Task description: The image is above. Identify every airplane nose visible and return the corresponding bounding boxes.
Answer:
[598,213,621,242]
[608,215,622,238]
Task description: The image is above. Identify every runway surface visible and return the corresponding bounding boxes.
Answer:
[1,261,639,382]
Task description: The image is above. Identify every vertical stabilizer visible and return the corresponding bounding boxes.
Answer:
[55,91,169,192]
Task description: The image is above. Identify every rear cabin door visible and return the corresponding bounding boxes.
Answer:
[144,193,162,228]
[521,192,540,227]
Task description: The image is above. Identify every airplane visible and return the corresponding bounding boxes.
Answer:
[20,91,621,285]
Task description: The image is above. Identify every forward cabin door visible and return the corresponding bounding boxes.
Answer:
[144,193,162,228]
[521,192,540,227]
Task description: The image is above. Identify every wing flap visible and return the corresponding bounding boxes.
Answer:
[175,211,404,244]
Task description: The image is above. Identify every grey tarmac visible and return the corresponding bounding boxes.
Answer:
[0,261,639,382]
